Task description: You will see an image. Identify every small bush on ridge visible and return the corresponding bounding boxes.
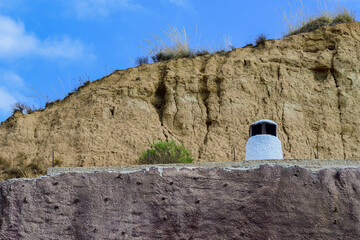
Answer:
[135,56,149,66]
[138,140,194,165]
[12,102,35,114]
[331,10,355,26]
[255,34,267,46]
[195,49,210,56]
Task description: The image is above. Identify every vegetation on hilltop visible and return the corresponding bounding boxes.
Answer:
[136,25,234,65]
[283,1,355,36]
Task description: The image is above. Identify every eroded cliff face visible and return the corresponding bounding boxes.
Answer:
[1,23,360,167]
[1,165,360,239]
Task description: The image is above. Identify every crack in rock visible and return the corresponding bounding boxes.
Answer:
[330,48,346,159]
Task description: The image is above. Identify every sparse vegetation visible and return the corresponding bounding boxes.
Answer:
[0,153,47,180]
[141,25,235,63]
[12,102,35,114]
[255,34,267,46]
[24,73,92,117]
[72,74,91,93]
[331,9,355,25]
[283,1,356,36]
[135,56,149,66]
[45,99,60,109]
[195,49,210,56]
[137,140,194,165]
[208,36,234,54]
[143,25,192,62]
[54,158,63,167]
[4,167,25,178]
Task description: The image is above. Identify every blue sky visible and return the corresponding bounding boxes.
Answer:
[0,0,359,122]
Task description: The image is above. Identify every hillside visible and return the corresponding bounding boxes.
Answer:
[1,23,360,172]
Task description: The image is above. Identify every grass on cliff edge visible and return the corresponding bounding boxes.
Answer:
[137,25,234,65]
[283,1,356,36]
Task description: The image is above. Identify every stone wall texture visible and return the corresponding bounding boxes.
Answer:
[1,165,360,239]
[2,23,360,168]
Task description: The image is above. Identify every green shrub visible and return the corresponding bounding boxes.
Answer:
[138,140,194,164]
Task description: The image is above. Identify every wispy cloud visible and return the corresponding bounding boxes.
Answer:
[0,71,27,118]
[0,71,24,88]
[0,71,38,121]
[0,86,16,118]
[166,0,197,14]
[70,0,143,19]
[0,15,90,60]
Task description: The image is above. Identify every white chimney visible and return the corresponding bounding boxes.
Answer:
[245,119,283,160]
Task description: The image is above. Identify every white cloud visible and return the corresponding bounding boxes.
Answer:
[71,0,143,19]
[0,86,16,114]
[0,71,24,88]
[166,0,197,14]
[0,15,89,60]
[0,71,28,120]
[39,37,87,59]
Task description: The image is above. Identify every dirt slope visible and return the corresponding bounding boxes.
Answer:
[1,23,360,168]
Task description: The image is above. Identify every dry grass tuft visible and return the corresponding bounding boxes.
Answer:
[282,0,356,36]
[141,25,234,62]
[12,102,35,114]
[143,25,192,62]
[0,153,48,181]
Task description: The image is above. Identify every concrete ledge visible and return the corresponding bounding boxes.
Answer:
[47,159,360,175]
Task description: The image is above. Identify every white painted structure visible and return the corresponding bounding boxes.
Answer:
[245,119,283,160]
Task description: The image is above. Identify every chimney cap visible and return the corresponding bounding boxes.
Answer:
[250,119,277,127]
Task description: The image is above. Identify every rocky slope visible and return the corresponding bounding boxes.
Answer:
[1,164,360,239]
[1,23,360,168]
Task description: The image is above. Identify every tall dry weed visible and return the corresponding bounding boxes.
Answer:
[281,0,355,36]
[141,25,235,62]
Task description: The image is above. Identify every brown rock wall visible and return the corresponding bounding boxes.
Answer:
[1,23,360,167]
